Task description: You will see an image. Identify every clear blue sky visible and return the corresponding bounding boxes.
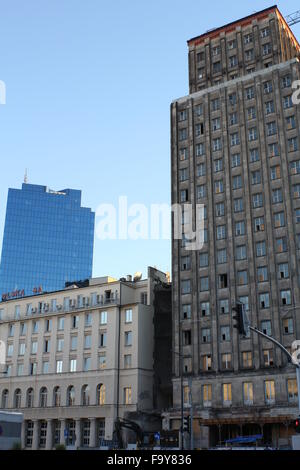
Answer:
[0,0,299,280]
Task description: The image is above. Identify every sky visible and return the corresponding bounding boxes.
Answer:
[0,0,299,280]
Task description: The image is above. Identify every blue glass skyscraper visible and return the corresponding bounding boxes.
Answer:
[0,183,95,301]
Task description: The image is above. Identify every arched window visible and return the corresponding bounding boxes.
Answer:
[67,386,75,406]
[14,389,22,409]
[82,385,90,406]
[39,387,48,408]
[53,386,61,407]
[26,388,34,408]
[97,384,105,405]
[1,389,9,409]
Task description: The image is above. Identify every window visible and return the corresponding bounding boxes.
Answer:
[268,143,279,158]
[217,248,227,264]
[215,180,224,194]
[70,359,77,372]
[213,138,222,152]
[232,175,242,190]
[84,334,92,349]
[19,342,25,356]
[72,315,79,329]
[196,51,204,62]
[124,387,132,405]
[39,387,48,407]
[231,154,241,167]
[97,384,106,405]
[247,107,256,120]
[263,349,274,367]
[124,354,131,369]
[276,260,290,281]
[44,339,50,353]
[199,253,208,268]
[274,212,285,228]
[286,115,296,130]
[234,198,243,212]
[283,318,293,335]
[53,387,61,407]
[31,341,38,354]
[26,388,34,408]
[195,122,204,136]
[197,163,206,177]
[222,383,232,405]
[69,335,77,350]
[283,95,293,109]
[58,317,64,330]
[220,326,230,342]
[282,75,291,88]
[229,112,238,126]
[272,188,283,204]
[229,55,238,68]
[56,360,63,373]
[237,270,248,285]
[276,237,287,253]
[289,138,298,153]
[179,148,188,161]
[42,361,49,374]
[261,320,272,335]
[179,168,189,183]
[181,280,191,294]
[201,302,210,317]
[183,330,192,346]
[196,143,205,157]
[67,386,75,406]
[265,380,275,404]
[243,383,254,405]
[263,43,271,55]
[213,61,221,73]
[270,165,281,180]
[219,273,228,289]
[230,133,240,146]
[219,299,229,315]
[125,331,132,346]
[83,357,91,371]
[256,241,266,257]
[216,202,225,217]
[267,121,277,137]
[245,86,254,100]
[229,93,237,105]
[203,385,212,407]
[182,304,191,320]
[200,277,209,292]
[235,245,247,260]
[216,225,226,240]
[179,128,187,142]
[211,98,220,111]
[197,184,206,199]
[281,290,292,306]
[221,353,232,370]
[287,379,298,403]
[265,100,274,115]
[260,294,270,310]
[125,309,132,323]
[257,266,268,282]
[253,193,263,208]
[214,159,223,173]
[242,352,253,368]
[14,389,22,409]
[44,319,52,333]
[201,328,211,343]
[7,343,13,357]
[178,109,187,121]
[264,81,273,94]
[261,27,270,38]
[251,170,261,185]
[195,103,203,116]
[228,39,236,50]
[202,355,212,371]
[17,363,24,376]
[254,216,264,232]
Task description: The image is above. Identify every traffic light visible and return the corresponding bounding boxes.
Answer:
[183,415,190,433]
[294,417,300,433]
[233,302,250,337]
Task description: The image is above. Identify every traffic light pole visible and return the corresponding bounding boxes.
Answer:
[249,326,300,414]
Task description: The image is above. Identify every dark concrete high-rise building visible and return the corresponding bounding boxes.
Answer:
[0,183,95,301]
[167,6,300,448]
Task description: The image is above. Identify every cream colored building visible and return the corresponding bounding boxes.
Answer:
[0,267,168,449]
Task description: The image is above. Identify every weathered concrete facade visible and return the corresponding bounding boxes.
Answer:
[168,6,300,448]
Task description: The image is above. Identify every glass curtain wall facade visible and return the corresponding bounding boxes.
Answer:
[0,184,95,300]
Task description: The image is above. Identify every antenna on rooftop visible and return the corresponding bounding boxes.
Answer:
[24,169,28,184]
